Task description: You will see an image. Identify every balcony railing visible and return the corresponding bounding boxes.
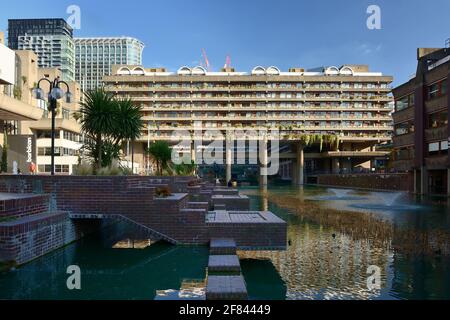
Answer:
[425,155,448,169]
[393,132,415,147]
[425,126,447,142]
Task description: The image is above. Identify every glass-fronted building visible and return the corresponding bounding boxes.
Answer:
[8,19,75,81]
[74,37,144,91]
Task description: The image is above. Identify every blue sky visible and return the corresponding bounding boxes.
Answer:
[1,0,450,86]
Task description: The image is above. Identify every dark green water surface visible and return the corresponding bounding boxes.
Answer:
[1,186,449,300]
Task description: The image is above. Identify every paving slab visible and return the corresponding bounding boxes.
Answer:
[206,275,248,300]
[210,238,236,255]
[208,254,240,273]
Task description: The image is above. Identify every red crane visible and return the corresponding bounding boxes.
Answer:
[201,48,211,72]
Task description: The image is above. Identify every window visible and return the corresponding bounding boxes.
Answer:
[427,79,447,100]
[428,111,448,128]
[395,122,414,135]
[395,93,414,111]
[428,140,448,156]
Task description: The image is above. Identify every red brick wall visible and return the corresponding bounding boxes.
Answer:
[0,195,49,220]
[316,173,414,192]
[0,212,99,265]
[0,176,286,250]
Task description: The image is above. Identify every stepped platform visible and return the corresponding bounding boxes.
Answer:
[208,255,241,273]
[210,238,236,255]
[0,192,50,220]
[211,194,250,211]
[206,275,248,300]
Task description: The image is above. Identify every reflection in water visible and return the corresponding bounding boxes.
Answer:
[240,186,450,299]
[240,259,286,300]
[1,186,450,300]
[0,223,208,300]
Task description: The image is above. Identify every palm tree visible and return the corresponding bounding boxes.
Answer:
[148,141,172,175]
[79,89,115,170]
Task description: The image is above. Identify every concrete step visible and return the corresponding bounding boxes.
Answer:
[213,204,226,211]
[208,255,241,273]
[210,238,236,255]
[206,275,248,300]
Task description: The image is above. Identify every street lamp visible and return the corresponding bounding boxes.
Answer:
[32,77,72,176]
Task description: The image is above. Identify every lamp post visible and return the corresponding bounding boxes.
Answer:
[32,77,72,176]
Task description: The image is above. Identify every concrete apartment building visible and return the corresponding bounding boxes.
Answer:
[8,19,75,81]
[74,37,144,91]
[392,46,450,195]
[1,30,83,174]
[103,64,393,182]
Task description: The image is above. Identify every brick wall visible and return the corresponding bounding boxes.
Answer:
[0,175,286,251]
[316,173,414,192]
[0,212,99,265]
[0,194,49,220]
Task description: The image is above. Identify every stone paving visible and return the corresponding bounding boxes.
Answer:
[208,255,241,273]
[210,238,237,255]
[206,275,248,300]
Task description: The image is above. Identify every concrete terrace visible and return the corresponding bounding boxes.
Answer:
[0,175,287,266]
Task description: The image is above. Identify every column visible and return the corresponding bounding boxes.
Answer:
[420,166,428,195]
[226,140,232,183]
[414,169,418,194]
[332,158,340,174]
[292,161,298,185]
[191,141,196,176]
[447,169,450,197]
[259,138,268,187]
[296,143,304,186]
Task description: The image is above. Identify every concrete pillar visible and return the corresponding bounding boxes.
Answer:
[447,169,450,197]
[420,166,428,195]
[296,143,304,185]
[226,146,232,183]
[259,138,268,187]
[292,161,298,185]
[332,158,340,174]
[414,169,419,194]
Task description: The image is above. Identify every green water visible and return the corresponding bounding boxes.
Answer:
[1,186,449,300]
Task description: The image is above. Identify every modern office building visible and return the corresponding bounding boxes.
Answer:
[392,46,450,195]
[104,64,393,181]
[74,37,144,91]
[8,19,75,81]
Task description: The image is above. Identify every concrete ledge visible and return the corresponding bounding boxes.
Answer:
[210,238,236,255]
[206,275,248,300]
[208,255,241,273]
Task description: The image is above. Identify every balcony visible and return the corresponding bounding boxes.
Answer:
[425,155,448,170]
[425,95,448,114]
[425,126,447,142]
[393,132,414,147]
[392,106,414,124]
[393,159,414,171]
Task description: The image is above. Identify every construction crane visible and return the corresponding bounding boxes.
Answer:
[201,48,211,72]
[224,55,232,69]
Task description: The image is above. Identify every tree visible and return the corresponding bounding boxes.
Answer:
[147,141,172,175]
[0,133,8,173]
[78,89,144,171]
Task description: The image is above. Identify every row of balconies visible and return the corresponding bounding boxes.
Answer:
[105,85,391,93]
[128,96,392,103]
[142,125,392,131]
[141,115,392,121]
[393,126,448,148]
[140,106,392,112]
